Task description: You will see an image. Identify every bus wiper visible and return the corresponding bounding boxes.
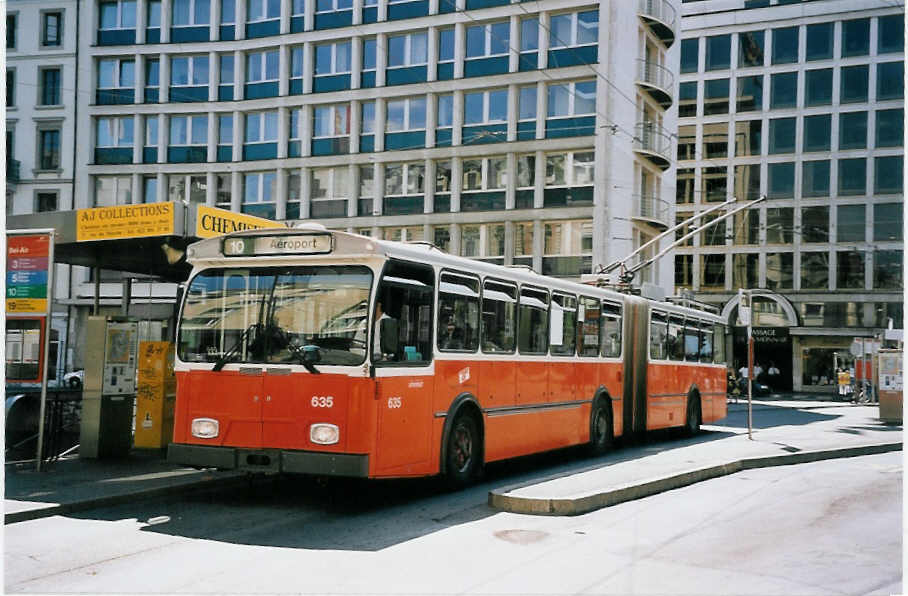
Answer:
[212,323,260,372]
[287,343,321,375]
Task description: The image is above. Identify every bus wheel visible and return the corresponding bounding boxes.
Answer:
[589,398,614,456]
[445,414,480,488]
[685,394,701,436]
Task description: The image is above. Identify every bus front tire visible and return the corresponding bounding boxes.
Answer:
[589,398,614,456]
[686,394,701,436]
[444,413,480,489]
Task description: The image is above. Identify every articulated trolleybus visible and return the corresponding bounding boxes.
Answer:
[169,226,727,486]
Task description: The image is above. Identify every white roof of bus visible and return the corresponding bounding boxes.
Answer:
[188,228,724,324]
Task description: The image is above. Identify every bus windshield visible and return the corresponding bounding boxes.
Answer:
[178,265,373,367]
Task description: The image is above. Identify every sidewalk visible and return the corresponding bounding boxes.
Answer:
[489,400,902,515]
[4,451,245,524]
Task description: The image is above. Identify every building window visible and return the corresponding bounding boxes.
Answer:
[96,116,134,147]
[464,89,507,124]
[247,0,280,22]
[837,204,865,242]
[701,254,726,289]
[805,22,832,61]
[878,14,903,54]
[520,17,538,51]
[771,26,798,64]
[733,207,760,245]
[38,129,61,170]
[545,151,594,188]
[546,80,595,117]
[738,30,763,67]
[466,21,509,58]
[172,0,209,26]
[313,104,350,138]
[361,38,376,75]
[435,159,452,194]
[803,114,831,152]
[676,168,694,204]
[766,207,793,244]
[765,253,793,289]
[36,192,58,212]
[245,111,279,143]
[840,65,868,104]
[703,78,729,115]
[701,166,727,203]
[7,13,16,49]
[169,114,207,146]
[314,41,351,75]
[246,49,279,83]
[838,158,866,196]
[549,10,597,48]
[100,0,136,30]
[876,109,904,148]
[705,34,730,71]
[678,82,697,118]
[384,162,424,196]
[147,0,162,27]
[680,38,698,73]
[874,156,903,195]
[732,253,759,290]
[143,176,158,203]
[874,203,903,242]
[438,28,454,63]
[242,171,276,215]
[315,0,351,14]
[215,172,231,207]
[146,59,160,89]
[768,117,795,154]
[767,162,794,199]
[676,255,693,287]
[382,226,423,242]
[841,18,870,57]
[677,125,695,161]
[734,164,760,201]
[837,251,865,290]
[146,115,159,146]
[170,55,208,86]
[218,54,233,85]
[94,175,132,206]
[461,156,505,193]
[801,252,829,290]
[387,31,427,68]
[838,112,866,150]
[290,46,303,79]
[804,68,832,106]
[386,96,426,132]
[876,62,904,101]
[518,85,537,122]
[874,251,902,290]
[734,120,761,156]
[801,206,829,242]
[543,219,592,276]
[736,75,762,112]
[311,166,349,201]
[702,123,727,159]
[98,58,135,90]
[40,68,62,106]
[42,11,63,46]
[166,174,206,204]
[770,72,797,109]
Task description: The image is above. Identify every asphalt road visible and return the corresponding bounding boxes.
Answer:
[5,451,901,595]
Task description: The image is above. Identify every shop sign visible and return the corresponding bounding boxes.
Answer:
[195,205,281,239]
[751,327,789,344]
[77,203,175,241]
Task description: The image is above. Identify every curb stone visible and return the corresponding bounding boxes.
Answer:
[488,442,902,516]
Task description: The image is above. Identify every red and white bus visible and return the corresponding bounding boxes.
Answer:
[168,226,727,486]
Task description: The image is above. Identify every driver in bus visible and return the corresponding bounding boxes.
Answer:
[372,300,394,361]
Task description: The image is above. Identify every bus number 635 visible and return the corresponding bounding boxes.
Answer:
[311,396,333,408]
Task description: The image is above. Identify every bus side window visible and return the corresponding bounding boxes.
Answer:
[650,311,667,360]
[713,323,726,364]
[518,286,549,354]
[579,296,600,357]
[551,294,578,356]
[376,260,434,364]
[601,301,622,358]
[668,316,684,361]
[481,280,516,353]
[683,319,700,362]
[699,322,714,363]
[437,271,480,352]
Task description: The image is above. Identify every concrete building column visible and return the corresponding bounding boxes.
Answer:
[451,158,462,212]
[232,110,243,161]
[507,83,518,141]
[350,100,362,154]
[535,80,546,139]
[210,0,220,40]
[158,114,168,163]
[276,168,288,220]
[454,23,465,78]
[452,91,463,145]
[373,162,384,216]
[376,33,388,87]
[424,158,435,214]
[136,0,147,44]
[280,0,291,34]
[134,54,144,104]
[348,164,360,217]
[537,11,549,69]
[508,15,519,72]
[352,0,363,25]
[303,42,314,93]
[131,173,142,204]
[160,0,172,43]
[299,166,311,219]
[206,171,216,205]
[277,107,289,159]
[533,149,545,208]
[230,171,242,211]
[132,115,142,163]
[425,93,437,147]
[375,98,387,151]
[208,50,218,101]
[505,152,517,209]
[159,53,170,102]
[235,0,246,39]
[532,219,543,273]
[300,104,313,157]
[427,26,438,82]
[233,49,244,100]
[504,220,514,265]
[207,110,217,162]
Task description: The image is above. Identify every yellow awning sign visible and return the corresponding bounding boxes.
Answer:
[195,205,283,238]
[77,203,176,241]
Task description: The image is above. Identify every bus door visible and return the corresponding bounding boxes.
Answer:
[373,261,436,475]
[625,301,652,435]
[516,286,549,405]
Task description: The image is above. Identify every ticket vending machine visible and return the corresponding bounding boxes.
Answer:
[80,316,139,458]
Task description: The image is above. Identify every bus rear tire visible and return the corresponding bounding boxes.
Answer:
[685,393,701,436]
[589,398,614,456]
[444,413,481,489]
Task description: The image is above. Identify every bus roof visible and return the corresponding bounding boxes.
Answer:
[187,227,724,324]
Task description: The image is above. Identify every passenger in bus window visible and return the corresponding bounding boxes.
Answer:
[440,316,465,350]
[372,300,394,361]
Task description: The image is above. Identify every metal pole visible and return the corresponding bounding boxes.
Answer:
[36,233,56,471]
[93,267,101,315]
[747,289,753,440]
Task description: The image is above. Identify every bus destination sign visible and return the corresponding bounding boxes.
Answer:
[223,234,333,257]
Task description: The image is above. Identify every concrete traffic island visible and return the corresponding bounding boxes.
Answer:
[489,401,902,516]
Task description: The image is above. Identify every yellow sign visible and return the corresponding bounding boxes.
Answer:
[195,205,282,238]
[6,299,47,313]
[77,202,176,241]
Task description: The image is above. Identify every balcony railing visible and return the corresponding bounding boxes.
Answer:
[633,193,671,229]
[637,0,676,47]
[636,59,674,108]
[633,122,672,169]
[6,159,20,186]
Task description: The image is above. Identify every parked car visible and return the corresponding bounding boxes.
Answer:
[63,370,84,389]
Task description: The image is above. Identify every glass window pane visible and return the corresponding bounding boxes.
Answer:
[549,14,571,48]
[170,116,187,144]
[703,78,729,115]
[489,22,509,54]
[385,165,402,195]
[874,203,902,242]
[245,113,260,142]
[386,100,405,131]
[768,117,795,154]
[771,26,798,64]
[519,86,536,120]
[734,120,761,156]
[313,107,331,137]
[263,111,277,140]
[410,32,427,64]
[877,62,904,100]
[800,252,829,290]
[120,60,134,86]
[766,253,793,289]
[547,84,570,117]
[680,38,698,73]
[876,109,903,148]
[738,30,763,67]
[387,35,406,68]
[806,22,832,61]
[573,81,595,115]
[408,97,426,129]
[520,17,538,51]
[801,161,830,198]
[805,68,832,106]
[838,112,867,150]
[462,159,481,191]
[803,114,831,152]
[218,114,232,143]
[190,115,206,144]
[191,56,208,85]
[874,251,902,289]
[361,101,375,133]
[464,92,483,124]
[837,158,866,196]
[878,14,904,54]
[171,57,189,85]
[770,72,797,109]
[465,25,485,58]
[546,154,565,186]
[837,251,865,289]
[841,18,870,57]
[768,162,794,198]
[736,75,763,112]
[705,34,730,70]
[577,11,598,45]
[837,204,865,242]
[439,29,454,61]
[840,65,868,103]
[336,42,350,71]
[875,156,903,194]
[437,95,452,128]
[315,45,331,74]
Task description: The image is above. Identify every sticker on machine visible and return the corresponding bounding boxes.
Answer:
[142,412,153,429]
[458,367,471,384]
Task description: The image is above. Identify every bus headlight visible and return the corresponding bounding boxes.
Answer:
[191,418,219,439]
[310,423,339,445]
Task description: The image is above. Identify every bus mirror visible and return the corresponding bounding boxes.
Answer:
[380,318,400,355]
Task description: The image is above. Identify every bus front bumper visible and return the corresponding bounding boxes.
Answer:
[167,443,370,477]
